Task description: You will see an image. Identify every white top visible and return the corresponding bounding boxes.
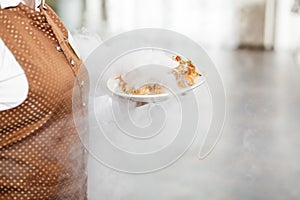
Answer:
[0,39,29,111]
[0,0,80,111]
[0,0,43,11]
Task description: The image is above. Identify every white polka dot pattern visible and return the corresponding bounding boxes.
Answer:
[0,3,88,200]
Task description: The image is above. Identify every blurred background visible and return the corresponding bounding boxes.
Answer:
[47,0,300,199]
[47,0,300,52]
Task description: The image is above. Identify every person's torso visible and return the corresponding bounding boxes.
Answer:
[0,3,89,199]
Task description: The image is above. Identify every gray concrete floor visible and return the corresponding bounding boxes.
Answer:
[88,50,300,200]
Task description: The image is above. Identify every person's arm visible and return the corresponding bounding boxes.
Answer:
[0,39,29,111]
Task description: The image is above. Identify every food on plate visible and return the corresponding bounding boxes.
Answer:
[172,55,201,88]
[115,75,166,95]
[115,55,201,95]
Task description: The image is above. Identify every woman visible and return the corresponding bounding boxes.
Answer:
[0,0,89,199]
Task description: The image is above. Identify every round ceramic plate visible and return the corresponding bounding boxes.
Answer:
[106,65,206,103]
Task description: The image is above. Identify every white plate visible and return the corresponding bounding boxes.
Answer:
[107,65,206,103]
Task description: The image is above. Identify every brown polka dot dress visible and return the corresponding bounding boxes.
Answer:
[0,3,89,200]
